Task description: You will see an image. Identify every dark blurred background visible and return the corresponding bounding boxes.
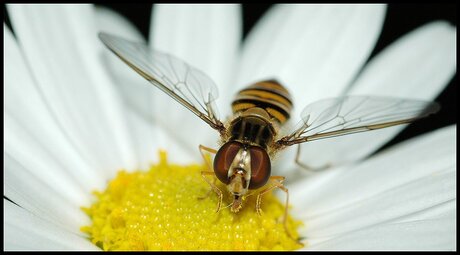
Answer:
[4,4,457,152]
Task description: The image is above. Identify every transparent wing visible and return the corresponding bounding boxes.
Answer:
[276,95,440,146]
[98,32,225,132]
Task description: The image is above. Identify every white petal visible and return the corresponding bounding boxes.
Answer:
[290,125,456,237]
[7,4,137,172]
[5,114,91,231]
[123,108,196,166]
[237,4,387,122]
[4,24,101,229]
[393,199,456,224]
[4,24,105,188]
[350,21,456,98]
[4,199,98,251]
[305,211,456,250]
[94,6,166,167]
[303,165,455,239]
[148,4,242,159]
[95,6,197,164]
[298,22,457,167]
[121,110,157,170]
[150,4,241,94]
[94,5,146,112]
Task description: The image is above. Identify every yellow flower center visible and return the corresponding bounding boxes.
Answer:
[81,151,304,251]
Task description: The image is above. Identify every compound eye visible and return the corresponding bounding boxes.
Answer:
[213,141,243,184]
[248,146,271,189]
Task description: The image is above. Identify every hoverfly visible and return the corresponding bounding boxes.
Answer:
[98,32,439,239]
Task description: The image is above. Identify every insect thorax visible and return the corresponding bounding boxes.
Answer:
[228,109,276,149]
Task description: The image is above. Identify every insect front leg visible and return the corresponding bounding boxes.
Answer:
[255,176,287,216]
[200,171,224,213]
[198,145,224,212]
[255,176,299,243]
[199,144,217,170]
[295,144,331,172]
[197,145,218,200]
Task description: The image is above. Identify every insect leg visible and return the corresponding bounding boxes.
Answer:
[295,144,331,172]
[198,144,217,170]
[255,176,299,243]
[255,176,286,216]
[197,145,218,200]
[200,171,223,213]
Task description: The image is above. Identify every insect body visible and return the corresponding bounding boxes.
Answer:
[214,80,291,212]
[98,32,440,239]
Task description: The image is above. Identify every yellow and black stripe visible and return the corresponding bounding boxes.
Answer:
[232,80,293,124]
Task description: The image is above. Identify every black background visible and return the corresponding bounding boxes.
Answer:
[4,4,457,153]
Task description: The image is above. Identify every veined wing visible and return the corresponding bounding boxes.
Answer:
[276,95,440,146]
[98,32,225,133]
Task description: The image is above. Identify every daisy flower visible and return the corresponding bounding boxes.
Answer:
[4,4,456,251]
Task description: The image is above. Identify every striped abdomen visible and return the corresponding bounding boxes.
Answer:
[232,80,293,124]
